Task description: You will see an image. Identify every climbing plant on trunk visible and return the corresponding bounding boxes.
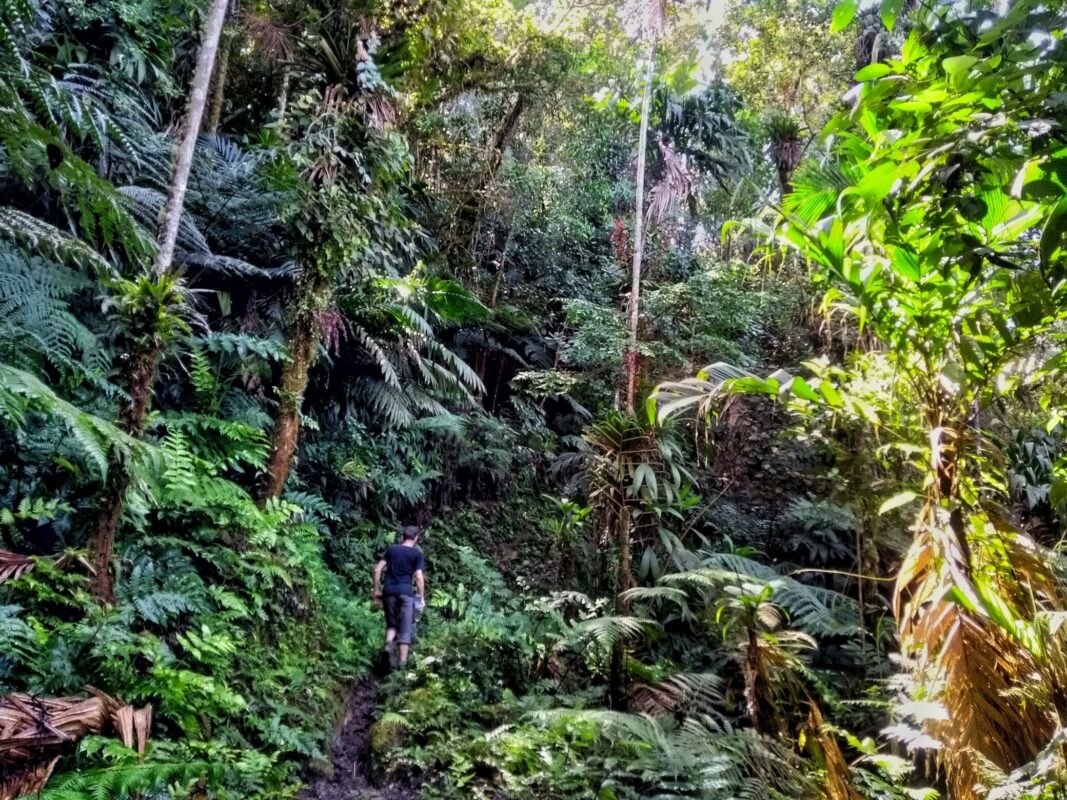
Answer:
[88,0,232,602]
[259,28,422,502]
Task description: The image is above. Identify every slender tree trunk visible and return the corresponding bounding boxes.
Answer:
[259,273,329,503]
[87,0,232,602]
[451,95,525,267]
[610,505,635,709]
[87,343,161,601]
[206,28,234,133]
[275,69,291,125]
[624,35,658,413]
[155,0,231,276]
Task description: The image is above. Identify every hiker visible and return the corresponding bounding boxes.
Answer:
[372,525,426,668]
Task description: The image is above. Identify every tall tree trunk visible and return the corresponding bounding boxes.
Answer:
[450,95,525,270]
[624,35,658,413]
[87,0,232,602]
[154,0,231,277]
[87,343,161,600]
[259,273,329,503]
[275,69,291,125]
[206,27,234,133]
[610,504,635,710]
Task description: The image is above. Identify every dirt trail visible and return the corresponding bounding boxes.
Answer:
[298,679,417,800]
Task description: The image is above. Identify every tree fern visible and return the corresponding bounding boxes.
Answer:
[531,709,812,800]
[0,207,114,276]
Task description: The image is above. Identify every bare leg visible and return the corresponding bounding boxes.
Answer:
[398,644,409,665]
[385,628,397,644]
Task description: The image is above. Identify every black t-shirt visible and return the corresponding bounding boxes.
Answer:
[382,544,425,597]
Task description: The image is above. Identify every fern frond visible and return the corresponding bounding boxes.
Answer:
[0,363,144,476]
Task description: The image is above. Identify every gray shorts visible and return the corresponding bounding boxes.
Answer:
[383,594,414,644]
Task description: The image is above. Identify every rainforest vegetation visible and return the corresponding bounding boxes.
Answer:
[2,0,1067,798]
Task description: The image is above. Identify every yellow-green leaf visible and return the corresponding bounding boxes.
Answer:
[879,491,918,514]
[943,55,978,76]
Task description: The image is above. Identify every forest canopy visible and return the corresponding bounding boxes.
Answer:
[1,0,1067,799]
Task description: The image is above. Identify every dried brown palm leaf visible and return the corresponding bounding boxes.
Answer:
[0,551,33,582]
[895,506,1067,799]
[0,689,153,797]
[646,141,691,227]
[804,703,863,800]
[239,8,295,59]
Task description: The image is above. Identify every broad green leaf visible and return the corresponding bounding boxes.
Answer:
[830,0,858,32]
[818,379,843,407]
[943,55,978,76]
[854,63,891,82]
[855,162,898,202]
[728,376,779,395]
[901,30,926,64]
[786,376,820,402]
[889,246,921,281]
[880,0,904,30]
[630,463,657,498]
[1022,179,1064,201]
[1010,158,1041,198]
[890,99,932,113]
[879,491,917,514]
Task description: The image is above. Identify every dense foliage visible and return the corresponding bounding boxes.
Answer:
[2,0,1066,799]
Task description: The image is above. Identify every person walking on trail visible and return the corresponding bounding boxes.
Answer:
[373,525,426,669]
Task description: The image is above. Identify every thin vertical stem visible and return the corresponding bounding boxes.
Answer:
[625,34,658,413]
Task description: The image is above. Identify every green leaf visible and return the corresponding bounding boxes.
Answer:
[830,0,858,32]
[901,31,927,64]
[879,491,918,514]
[854,63,891,82]
[818,379,843,407]
[1040,195,1067,271]
[631,463,657,499]
[1021,179,1063,201]
[880,0,904,30]
[942,55,978,77]
[890,99,932,113]
[889,246,921,281]
[855,162,898,202]
[786,376,820,402]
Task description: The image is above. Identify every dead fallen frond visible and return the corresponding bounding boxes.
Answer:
[0,689,152,800]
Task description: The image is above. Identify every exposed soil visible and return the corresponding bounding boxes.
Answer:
[299,679,418,800]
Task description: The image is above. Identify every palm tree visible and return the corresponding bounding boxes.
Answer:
[765,112,804,196]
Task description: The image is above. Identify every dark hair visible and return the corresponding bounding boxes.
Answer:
[401,525,420,542]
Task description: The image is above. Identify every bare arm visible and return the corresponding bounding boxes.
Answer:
[415,569,425,599]
[373,560,386,597]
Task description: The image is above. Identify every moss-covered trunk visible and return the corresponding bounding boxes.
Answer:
[259,274,328,503]
[88,342,161,601]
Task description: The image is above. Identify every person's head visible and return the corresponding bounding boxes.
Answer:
[401,525,420,543]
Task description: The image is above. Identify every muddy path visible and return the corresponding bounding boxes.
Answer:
[299,679,417,800]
